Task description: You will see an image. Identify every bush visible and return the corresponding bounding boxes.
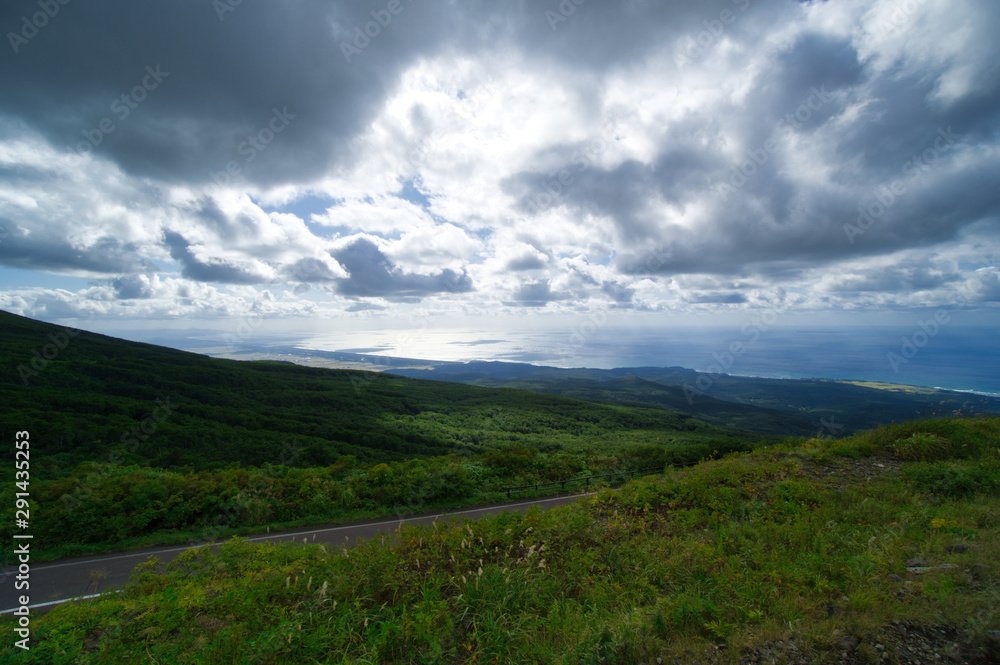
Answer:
[482,446,539,475]
[892,433,954,461]
[903,457,1000,497]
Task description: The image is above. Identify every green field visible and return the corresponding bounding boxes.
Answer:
[3,416,998,663]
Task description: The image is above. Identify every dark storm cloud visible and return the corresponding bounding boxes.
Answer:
[684,292,748,305]
[344,303,387,312]
[192,198,240,242]
[0,2,984,175]
[110,274,154,300]
[828,265,961,294]
[969,271,1000,303]
[601,281,634,304]
[163,231,263,284]
[507,158,661,243]
[285,257,341,284]
[1,0,436,187]
[2,0,999,317]
[505,252,547,271]
[0,0,784,189]
[509,280,566,307]
[501,7,1000,283]
[330,238,473,300]
[0,217,154,274]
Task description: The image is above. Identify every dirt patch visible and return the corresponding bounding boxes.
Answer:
[799,455,902,491]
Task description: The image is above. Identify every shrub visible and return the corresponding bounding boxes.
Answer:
[903,457,1000,497]
[892,432,955,461]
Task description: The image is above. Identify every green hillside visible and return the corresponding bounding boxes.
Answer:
[457,374,821,437]
[390,359,1000,434]
[0,311,756,559]
[3,416,998,663]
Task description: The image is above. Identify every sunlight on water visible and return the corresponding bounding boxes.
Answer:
[294,325,999,395]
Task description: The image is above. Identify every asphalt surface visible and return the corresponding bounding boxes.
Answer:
[1,492,590,616]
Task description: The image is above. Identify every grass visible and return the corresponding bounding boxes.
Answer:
[3,416,998,663]
[840,381,939,394]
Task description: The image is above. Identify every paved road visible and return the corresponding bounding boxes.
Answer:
[1,492,591,616]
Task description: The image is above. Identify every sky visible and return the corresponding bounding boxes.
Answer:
[0,0,998,372]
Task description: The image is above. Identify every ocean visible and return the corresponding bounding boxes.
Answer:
[294,323,1000,396]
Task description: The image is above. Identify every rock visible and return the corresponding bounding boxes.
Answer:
[838,636,861,652]
[827,605,848,617]
[888,574,905,582]
[908,563,957,574]
[970,563,991,581]
[906,558,932,567]
[946,542,969,554]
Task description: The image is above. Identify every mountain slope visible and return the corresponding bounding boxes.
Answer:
[1,310,760,559]
[0,310,747,476]
[457,374,821,437]
[388,359,1000,433]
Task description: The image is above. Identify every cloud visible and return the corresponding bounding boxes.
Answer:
[0,0,997,323]
[285,257,344,284]
[385,222,480,271]
[0,218,155,275]
[110,273,156,300]
[684,291,748,305]
[509,280,567,308]
[506,253,548,272]
[330,237,474,301]
[163,231,269,285]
